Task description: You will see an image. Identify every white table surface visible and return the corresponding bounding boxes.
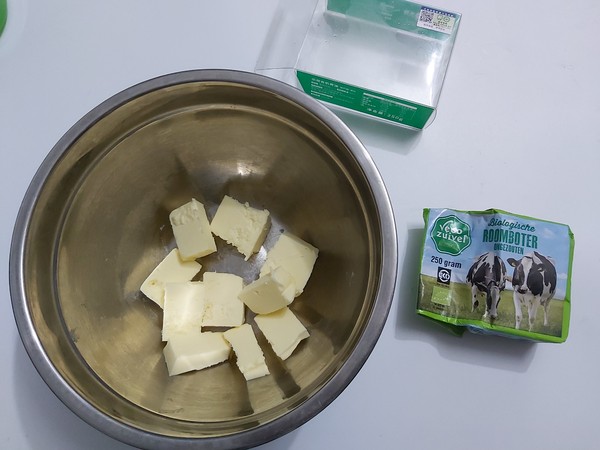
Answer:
[2,1,599,449]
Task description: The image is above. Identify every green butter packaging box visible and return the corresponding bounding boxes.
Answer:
[417,208,574,343]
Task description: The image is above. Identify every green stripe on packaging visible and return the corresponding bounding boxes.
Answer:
[416,308,568,343]
[0,0,7,37]
[297,71,434,129]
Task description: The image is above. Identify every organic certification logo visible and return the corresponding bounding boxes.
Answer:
[431,215,471,256]
[437,267,451,285]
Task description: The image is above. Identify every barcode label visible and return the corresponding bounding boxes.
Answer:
[417,7,456,35]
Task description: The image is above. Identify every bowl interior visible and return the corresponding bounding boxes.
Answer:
[22,78,383,437]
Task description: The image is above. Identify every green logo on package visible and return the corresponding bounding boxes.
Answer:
[431,215,471,256]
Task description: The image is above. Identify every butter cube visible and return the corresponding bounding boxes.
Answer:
[210,195,270,260]
[202,272,245,327]
[254,307,309,361]
[163,330,231,376]
[169,198,217,261]
[260,232,319,297]
[223,324,270,381]
[238,267,295,314]
[162,282,205,342]
[140,249,202,308]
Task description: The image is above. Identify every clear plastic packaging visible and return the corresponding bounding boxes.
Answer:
[256,0,461,129]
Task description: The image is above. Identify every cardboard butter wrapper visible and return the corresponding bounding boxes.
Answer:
[416,208,574,343]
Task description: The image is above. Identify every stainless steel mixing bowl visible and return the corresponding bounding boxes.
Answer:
[10,70,397,449]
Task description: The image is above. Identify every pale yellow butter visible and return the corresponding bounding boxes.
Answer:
[163,330,231,376]
[260,231,318,297]
[238,267,295,314]
[162,282,205,342]
[140,248,201,308]
[254,307,309,361]
[202,272,245,327]
[223,324,270,381]
[169,198,216,261]
[210,195,270,260]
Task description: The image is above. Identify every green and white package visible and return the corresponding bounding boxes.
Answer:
[417,209,574,343]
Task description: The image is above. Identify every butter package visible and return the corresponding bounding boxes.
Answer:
[417,209,574,343]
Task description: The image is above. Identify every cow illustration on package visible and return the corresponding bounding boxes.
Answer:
[466,252,507,320]
[507,251,557,331]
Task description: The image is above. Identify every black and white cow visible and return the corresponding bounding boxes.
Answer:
[507,252,557,331]
[466,252,507,320]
